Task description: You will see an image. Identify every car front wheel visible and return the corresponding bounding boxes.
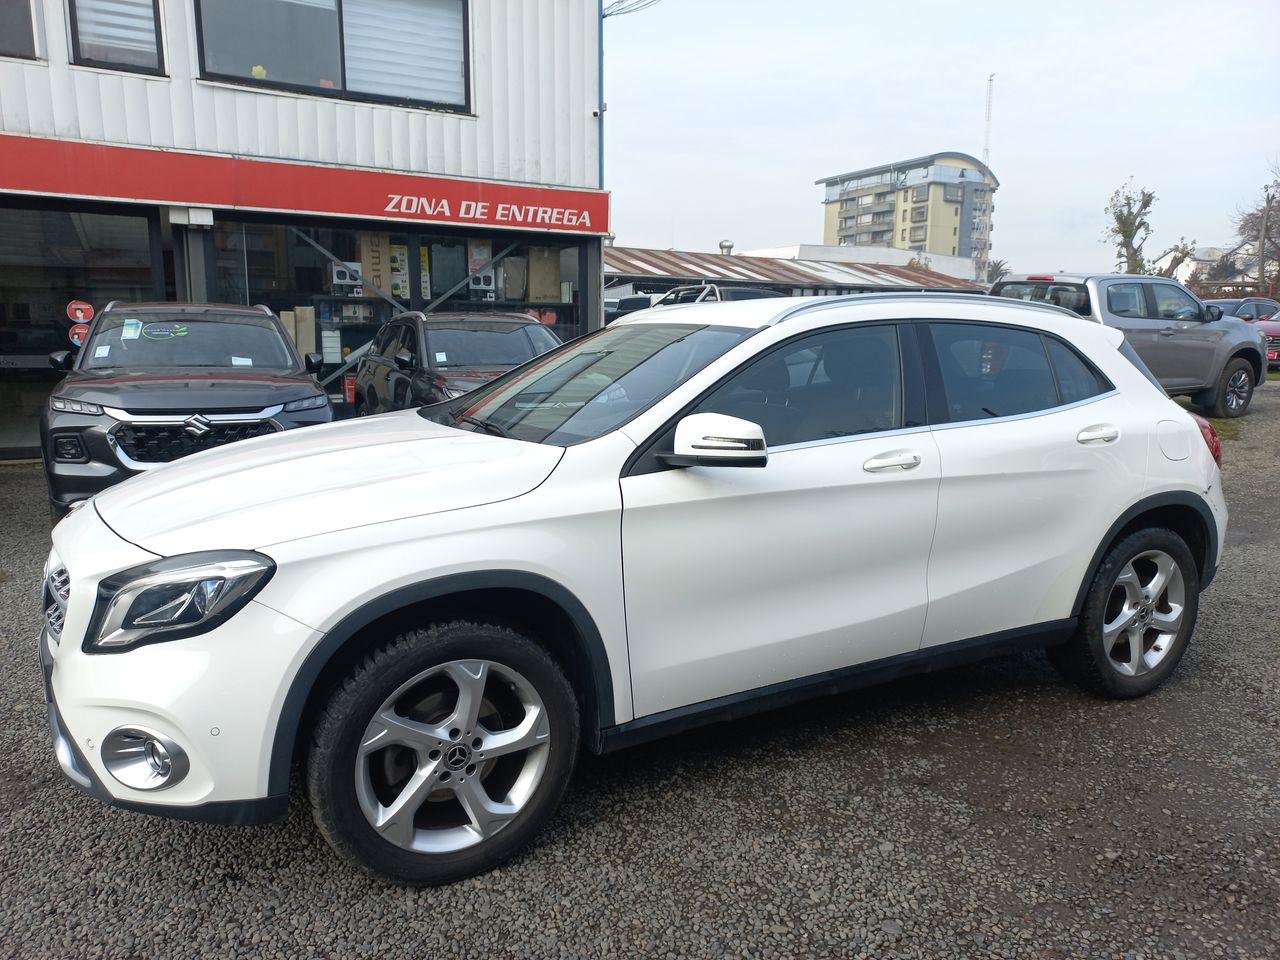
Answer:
[1049,528,1199,698]
[306,622,579,885]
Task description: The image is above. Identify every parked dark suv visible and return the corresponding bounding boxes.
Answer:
[41,302,332,519]
[992,274,1266,417]
[354,312,561,415]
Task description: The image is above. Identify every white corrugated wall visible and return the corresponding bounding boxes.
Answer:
[0,0,601,189]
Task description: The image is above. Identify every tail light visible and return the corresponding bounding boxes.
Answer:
[342,372,356,405]
[1189,412,1221,467]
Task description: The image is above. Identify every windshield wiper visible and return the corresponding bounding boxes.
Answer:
[456,414,511,438]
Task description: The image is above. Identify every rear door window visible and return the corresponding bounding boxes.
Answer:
[929,323,1059,421]
[1105,283,1148,318]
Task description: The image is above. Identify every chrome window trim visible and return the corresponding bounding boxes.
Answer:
[767,422,931,454]
[928,389,1119,432]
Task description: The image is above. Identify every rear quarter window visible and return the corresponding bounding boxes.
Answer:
[993,281,1091,317]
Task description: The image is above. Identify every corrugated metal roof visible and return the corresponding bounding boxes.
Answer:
[604,246,983,291]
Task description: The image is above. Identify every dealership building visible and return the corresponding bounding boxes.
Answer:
[0,0,608,456]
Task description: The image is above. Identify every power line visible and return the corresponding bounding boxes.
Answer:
[603,0,664,17]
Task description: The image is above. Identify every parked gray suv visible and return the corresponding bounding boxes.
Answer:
[992,274,1267,417]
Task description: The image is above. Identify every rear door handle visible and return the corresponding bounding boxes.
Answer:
[1158,328,1176,337]
[863,450,922,473]
[1077,424,1120,444]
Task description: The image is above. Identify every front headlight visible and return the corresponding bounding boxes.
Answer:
[284,394,328,412]
[85,551,275,653]
[50,397,103,415]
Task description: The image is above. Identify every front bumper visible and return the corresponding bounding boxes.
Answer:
[40,626,286,824]
[41,508,321,823]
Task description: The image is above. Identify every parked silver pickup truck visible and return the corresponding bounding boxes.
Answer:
[992,273,1267,417]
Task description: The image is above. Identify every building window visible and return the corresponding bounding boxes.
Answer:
[910,206,927,223]
[900,229,906,242]
[953,227,958,236]
[951,246,956,255]
[195,0,468,110]
[0,1,37,59]
[943,184,963,202]
[909,226,926,243]
[69,0,164,73]
[901,209,908,223]
[911,185,928,203]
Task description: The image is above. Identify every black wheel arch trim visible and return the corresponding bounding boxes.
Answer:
[1070,491,1219,620]
[267,570,616,795]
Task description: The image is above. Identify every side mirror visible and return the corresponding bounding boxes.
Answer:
[48,350,73,371]
[394,349,415,371]
[1205,305,1222,322]
[658,412,768,468]
[304,352,323,374]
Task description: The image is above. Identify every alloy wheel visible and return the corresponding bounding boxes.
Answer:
[1225,369,1250,412]
[354,659,550,853]
[1101,550,1185,678]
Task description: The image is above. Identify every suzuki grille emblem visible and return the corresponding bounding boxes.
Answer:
[183,415,214,438]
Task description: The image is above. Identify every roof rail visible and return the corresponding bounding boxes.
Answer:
[102,300,122,313]
[252,303,275,316]
[764,291,1081,326]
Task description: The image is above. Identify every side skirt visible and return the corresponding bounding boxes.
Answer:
[597,619,1075,754]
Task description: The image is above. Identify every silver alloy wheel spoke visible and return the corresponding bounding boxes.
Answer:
[478,706,549,759]
[359,709,446,757]
[1145,553,1178,602]
[1103,605,1140,651]
[454,775,520,839]
[1151,605,1183,635]
[1113,563,1144,604]
[444,660,490,735]
[372,759,444,848]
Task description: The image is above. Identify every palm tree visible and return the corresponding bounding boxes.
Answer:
[986,258,1010,284]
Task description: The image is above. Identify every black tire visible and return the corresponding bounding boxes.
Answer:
[1199,356,1254,418]
[306,621,579,885]
[1048,528,1199,699]
[354,397,367,417]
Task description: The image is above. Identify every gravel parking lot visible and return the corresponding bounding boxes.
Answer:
[2,389,1278,960]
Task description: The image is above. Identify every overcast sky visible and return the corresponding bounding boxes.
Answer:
[602,0,1280,273]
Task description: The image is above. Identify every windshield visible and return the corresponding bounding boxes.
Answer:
[80,313,296,370]
[441,322,754,445]
[425,321,560,368]
[993,281,1092,317]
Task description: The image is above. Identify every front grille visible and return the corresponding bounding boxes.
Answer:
[49,567,70,603]
[114,421,277,463]
[45,602,65,636]
[1266,335,1279,348]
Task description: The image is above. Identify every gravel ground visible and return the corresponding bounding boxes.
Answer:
[1,389,1278,960]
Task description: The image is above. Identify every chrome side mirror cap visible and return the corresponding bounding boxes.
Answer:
[659,412,768,468]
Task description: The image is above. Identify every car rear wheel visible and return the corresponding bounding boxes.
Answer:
[1048,528,1199,699]
[306,621,579,885]
[1199,357,1254,418]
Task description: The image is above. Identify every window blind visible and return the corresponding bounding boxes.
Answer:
[342,0,465,106]
[74,0,159,68]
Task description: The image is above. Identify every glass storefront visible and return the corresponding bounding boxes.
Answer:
[0,205,158,454]
[210,218,589,384]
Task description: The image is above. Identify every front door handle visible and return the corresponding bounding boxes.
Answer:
[1077,424,1120,444]
[863,450,922,473]
[1158,328,1177,337]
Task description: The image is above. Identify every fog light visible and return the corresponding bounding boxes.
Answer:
[53,436,86,462]
[102,727,189,791]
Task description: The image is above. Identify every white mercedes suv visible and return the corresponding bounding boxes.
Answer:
[40,294,1227,885]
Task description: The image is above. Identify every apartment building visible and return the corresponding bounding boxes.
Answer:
[816,152,997,279]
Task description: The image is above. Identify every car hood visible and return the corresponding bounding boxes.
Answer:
[55,369,317,411]
[93,410,564,554]
[1255,318,1280,336]
[440,367,516,394]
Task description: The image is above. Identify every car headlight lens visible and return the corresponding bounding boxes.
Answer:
[50,397,103,415]
[85,551,275,653]
[284,394,329,412]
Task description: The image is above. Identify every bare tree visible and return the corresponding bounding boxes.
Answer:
[1103,179,1156,274]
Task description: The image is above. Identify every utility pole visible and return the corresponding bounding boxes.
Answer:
[982,74,994,168]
